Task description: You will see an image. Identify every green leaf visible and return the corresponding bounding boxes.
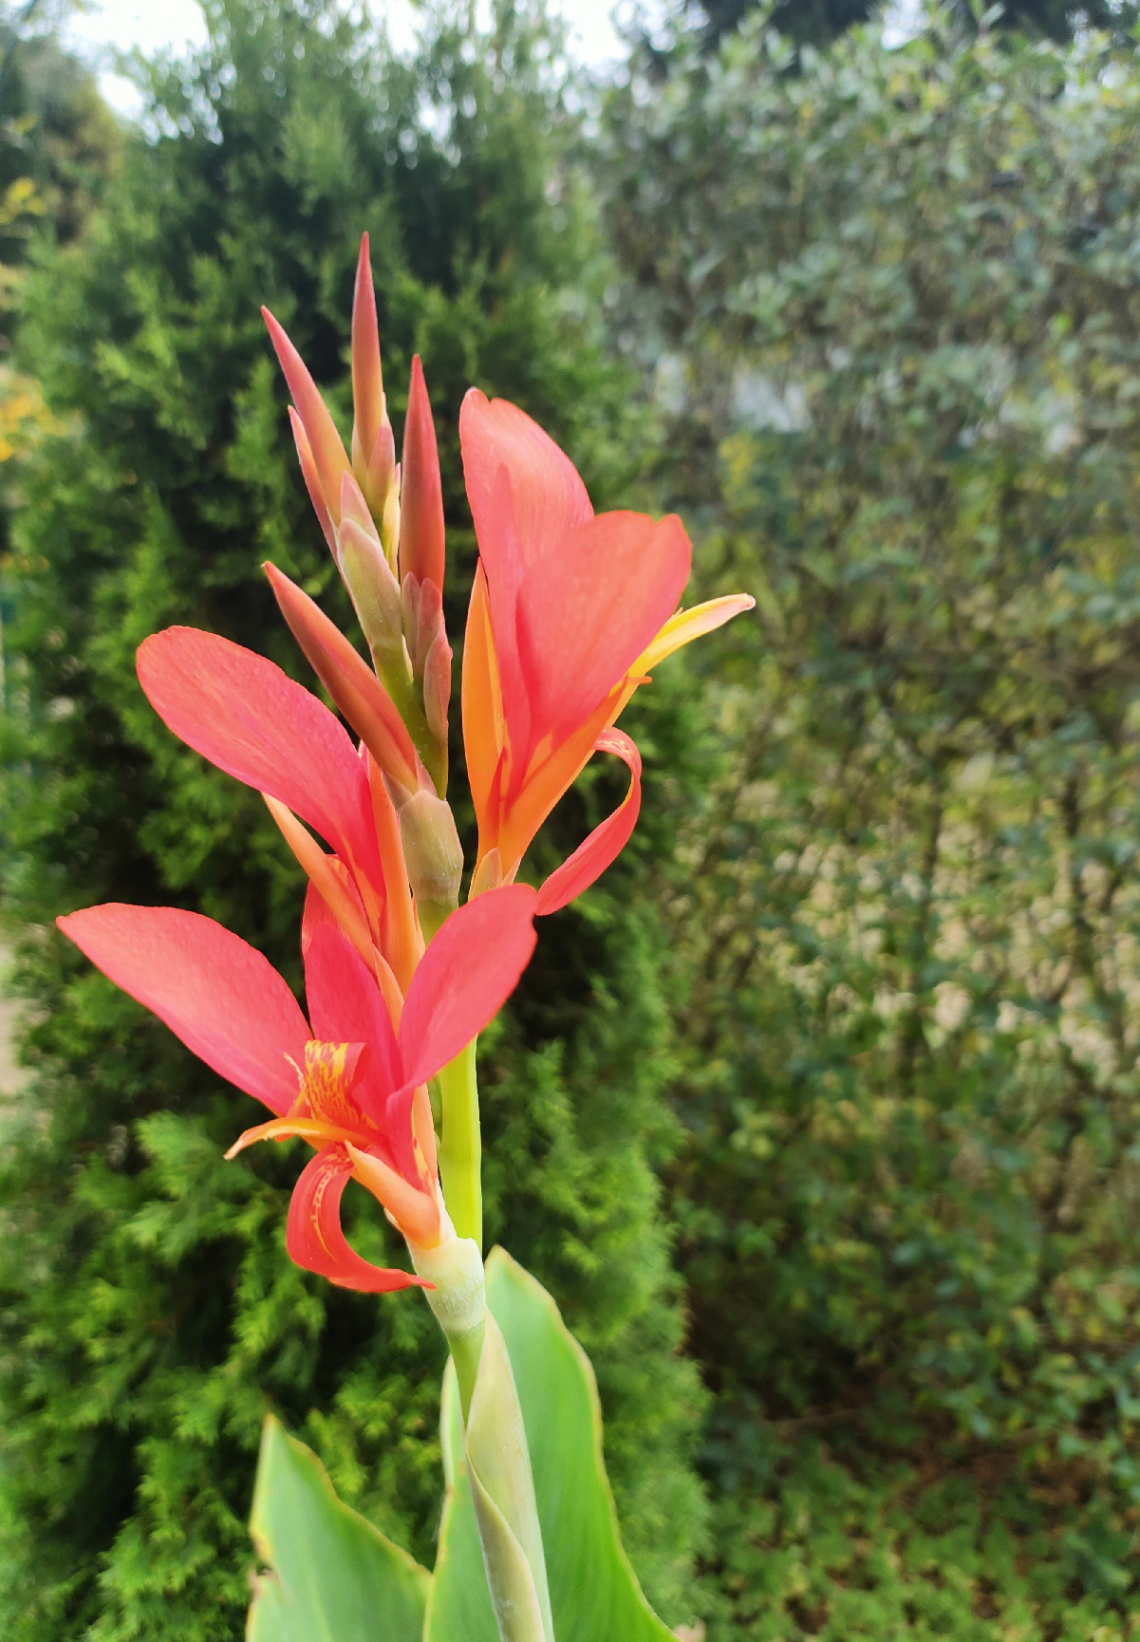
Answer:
[425,1248,676,1642]
[247,1414,430,1642]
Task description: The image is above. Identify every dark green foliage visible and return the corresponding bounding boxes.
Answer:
[603,13,1140,1636]
[688,0,1140,51]
[694,0,873,50]
[0,3,704,1636]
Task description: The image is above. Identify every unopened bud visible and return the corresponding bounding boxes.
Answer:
[399,355,446,592]
[469,848,504,899]
[402,573,446,682]
[398,788,463,931]
[360,417,396,526]
[381,473,401,567]
[423,628,452,744]
[338,517,404,661]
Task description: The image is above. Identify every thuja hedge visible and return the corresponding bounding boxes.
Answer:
[0,4,706,1638]
[603,12,1140,1637]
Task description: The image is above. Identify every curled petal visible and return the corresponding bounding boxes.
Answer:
[535,728,642,916]
[225,1114,359,1160]
[633,594,756,674]
[57,904,310,1115]
[346,1141,440,1248]
[286,1147,425,1293]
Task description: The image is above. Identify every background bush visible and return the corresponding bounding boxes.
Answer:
[8,1,1140,1639]
[603,11,1140,1637]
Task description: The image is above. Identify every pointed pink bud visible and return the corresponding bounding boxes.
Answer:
[337,518,405,659]
[399,356,445,594]
[366,419,396,510]
[288,408,336,555]
[339,469,380,542]
[401,572,422,662]
[263,306,351,526]
[265,562,421,798]
[422,628,452,745]
[351,233,385,467]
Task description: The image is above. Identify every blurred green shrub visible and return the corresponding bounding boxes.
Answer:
[604,12,1140,1636]
[0,3,705,1637]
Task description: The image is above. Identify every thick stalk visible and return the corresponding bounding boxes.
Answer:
[447,1318,485,1424]
[437,1038,481,1249]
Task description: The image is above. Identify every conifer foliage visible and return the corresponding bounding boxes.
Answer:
[0,4,704,1637]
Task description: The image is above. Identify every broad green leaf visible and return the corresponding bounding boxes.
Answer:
[247,1413,429,1642]
[426,1248,676,1642]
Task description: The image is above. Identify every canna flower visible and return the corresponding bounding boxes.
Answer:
[57,884,537,1290]
[263,235,450,792]
[460,392,754,911]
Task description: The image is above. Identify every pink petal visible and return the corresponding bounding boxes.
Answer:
[459,390,593,580]
[303,921,402,1119]
[57,904,309,1115]
[535,728,643,915]
[517,512,691,748]
[137,627,384,898]
[398,884,539,1089]
[286,1147,424,1293]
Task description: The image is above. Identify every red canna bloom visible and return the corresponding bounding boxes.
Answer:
[57,884,537,1290]
[459,392,754,912]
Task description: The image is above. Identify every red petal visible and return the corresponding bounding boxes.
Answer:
[397,883,538,1089]
[286,1148,423,1293]
[303,921,402,1118]
[535,728,643,915]
[399,356,446,592]
[57,904,309,1115]
[516,512,691,749]
[137,627,384,899]
[460,391,593,577]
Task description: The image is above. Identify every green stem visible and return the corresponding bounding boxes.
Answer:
[438,1038,481,1250]
[374,646,447,796]
[447,1318,485,1424]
